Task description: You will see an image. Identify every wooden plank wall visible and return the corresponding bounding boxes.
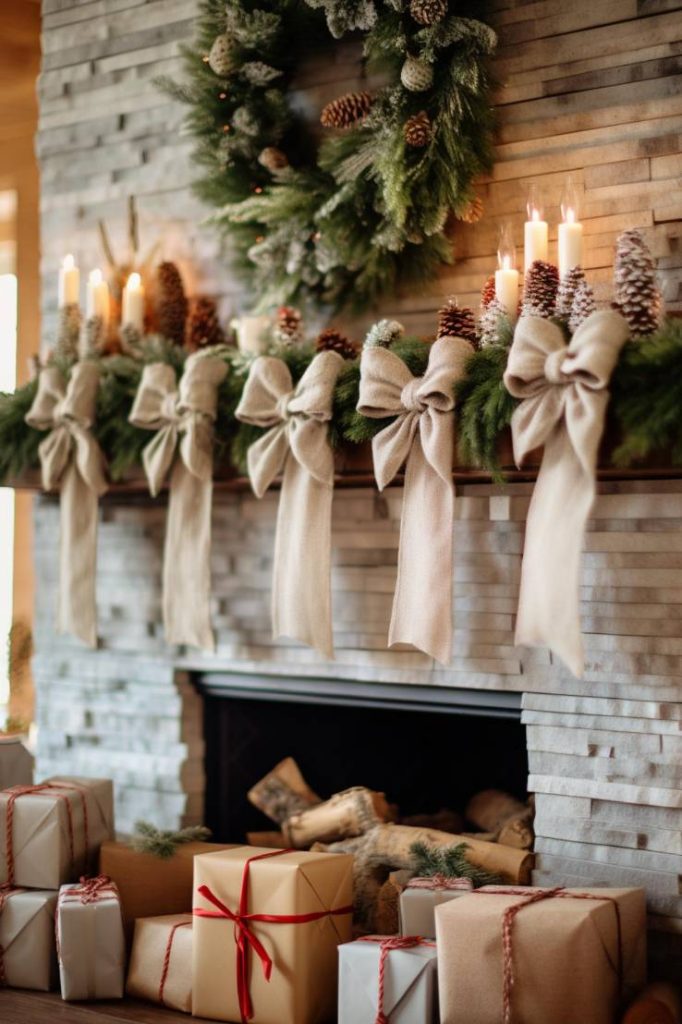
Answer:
[37,0,682,342]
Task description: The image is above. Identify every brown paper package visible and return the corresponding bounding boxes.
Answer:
[0,776,114,888]
[99,840,235,945]
[435,886,647,1024]
[126,914,193,1013]
[192,846,354,1024]
[0,889,58,991]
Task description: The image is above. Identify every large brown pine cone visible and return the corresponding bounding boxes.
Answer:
[522,259,559,319]
[316,328,358,360]
[157,261,188,345]
[437,299,479,346]
[185,296,225,351]
[320,91,373,129]
[404,111,432,148]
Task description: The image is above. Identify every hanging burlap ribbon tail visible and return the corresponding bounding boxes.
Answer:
[235,351,344,658]
[357,335,473,664]
[504,309,630,677]
[25,363,107,647]
[129,352,227,649]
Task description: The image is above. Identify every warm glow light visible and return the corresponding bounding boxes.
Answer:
[89,268,102,285]
[560,175,580,223]
[497,223,517,271]
[63,253,74,270]
[531,209,540,222]
[502,255,511,271]
[127,272,141,289]
[526,183,543,223]
[565,208,575,224]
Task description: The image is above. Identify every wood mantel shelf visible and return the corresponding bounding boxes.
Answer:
[1,991,212,1023]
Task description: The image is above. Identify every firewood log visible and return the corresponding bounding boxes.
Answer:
[283,786,391,848]
[622,983,680,1024]
[466,789,535,850]
[248,757,321,825]
[246,831,285,848]
[374,870,413,935]
[314,823,533,931]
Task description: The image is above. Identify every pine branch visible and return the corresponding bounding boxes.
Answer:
[454,345,517,479]
[410,840,500,887]
[129,819,212,859]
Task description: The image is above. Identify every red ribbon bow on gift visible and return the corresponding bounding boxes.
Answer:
[193,848,353,1024]
[60,874,118,904]
[359,935,436,1024]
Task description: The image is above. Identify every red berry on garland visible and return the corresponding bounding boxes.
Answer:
[316,328,358,360]
[522,259,559,319]
[437,298,479,346]
[320,91,373,129]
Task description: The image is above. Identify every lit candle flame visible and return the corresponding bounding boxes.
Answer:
[531,208,540,223]
[89,268,102,285]
[565,207,575,225]
[63,254,75,270]
[127,272,141,289]
[502,255,511,271]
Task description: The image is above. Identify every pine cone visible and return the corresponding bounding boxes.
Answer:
[208,34,234,76]
[569,279,596,333]
[404,111,432,148]
[186,297,225,352]
[258,146,289,173]
[321,91,373,129]
[479,297,508,347]
[316,328,358,361]
[400,56,434,93]
[555,266,586,319]
[522,259,559,318]
[274,305,303,345]
[613,229,661,338]
[480,274,496,310]
[364,319,405,349]
[409,0,447,24]
[459,196,484,224]
[437,298,479,346]
[83,315,106,357]
[55,303,81,361]
[156,261,188,345]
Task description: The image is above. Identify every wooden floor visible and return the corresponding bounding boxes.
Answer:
[0,991,215,1023]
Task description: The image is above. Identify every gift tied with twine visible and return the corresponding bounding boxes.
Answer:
[24,362,107,647]
[235,351,345,658]
[157,918,191,1007]
[357,335,473,663]
[504,309,630,677]
[56,874,120,960]
[2,781,90,886]
[405,874,473,893]
[359,934,436,1024]
[0,886,26,986]
[129,352,227,649]
[193,847,353,1023]
[473,886,624,1024]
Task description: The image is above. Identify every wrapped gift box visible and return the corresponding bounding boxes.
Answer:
[0,887,58,991]
[338,936,438,1024]
[436,885,647,1024]
[192,846,354,1024]
[0,736,33,789]
[99,839,235,944]
[399,877,473,940]
[126,913,193,1013]
[57,876,125,1001]
[0,776,114,888]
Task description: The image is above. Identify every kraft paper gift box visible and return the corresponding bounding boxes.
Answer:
[192,846,354,1024]
[0,887,58,991]
[399,877,473,940]
[57,876,126,1001]
[126,914,193,1013]
[338,937,438,1024]
[0,775,114,888]
[435,885,647,1024]
[0,736,33,789]
[99,839,236,945]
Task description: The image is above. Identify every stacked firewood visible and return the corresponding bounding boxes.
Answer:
[247,758,534,932]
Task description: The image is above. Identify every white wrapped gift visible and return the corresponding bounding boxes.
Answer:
[57,875,126,1001]
[338,936,438,1024]
[0,887,58,990]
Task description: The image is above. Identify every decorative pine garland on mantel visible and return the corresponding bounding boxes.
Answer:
[158,0,497,311]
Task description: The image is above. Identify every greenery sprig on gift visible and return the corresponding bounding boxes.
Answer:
[158,0,497,311]
[129,820,213,859]
[410,839,500,887]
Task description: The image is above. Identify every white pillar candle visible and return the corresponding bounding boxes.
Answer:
[232,314,272,355]
[524,211,548,272]
[58,254,80,307]
[86,269,110,325]
[495,258,520,323]
[122,272,145,332]
[558,214,583,278]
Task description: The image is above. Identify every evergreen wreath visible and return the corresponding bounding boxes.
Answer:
[160,0,497,311]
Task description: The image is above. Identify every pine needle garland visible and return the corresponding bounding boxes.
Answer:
[0,380,41,484]
[454,341,517,479]
[410,840,500,887]
[129,819,212,859]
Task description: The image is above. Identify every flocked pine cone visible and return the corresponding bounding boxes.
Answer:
[479,296,508,348]
[569,279,596,334]
[555,266,586,319]
[316,328,358,361]
[404,111,432,148]
[156,261,188,345]
[459,196,484,224]
[364,319,405,349]
[258,146,289,173]
[55,303,82,361]
[274,305,303,345]
[481,274,496,310]
[185,296,225,352]
[409,0,447,23]
[522,259,559,319]
[208,34,235,76]
[613,229,661,338]
[321,91,373,129]
[437,298,479,346]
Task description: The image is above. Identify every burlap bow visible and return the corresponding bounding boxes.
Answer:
[235,350,344,658]
[25,362,107,647]
[504,309,630,676]
[129,352,227,650]
[357,335,473,663]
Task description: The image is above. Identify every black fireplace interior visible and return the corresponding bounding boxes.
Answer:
[199,674,528,843]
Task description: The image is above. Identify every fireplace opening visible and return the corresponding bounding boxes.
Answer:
[198,674,528,844]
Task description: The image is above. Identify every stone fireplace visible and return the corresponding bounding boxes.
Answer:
[31,478,682,980]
